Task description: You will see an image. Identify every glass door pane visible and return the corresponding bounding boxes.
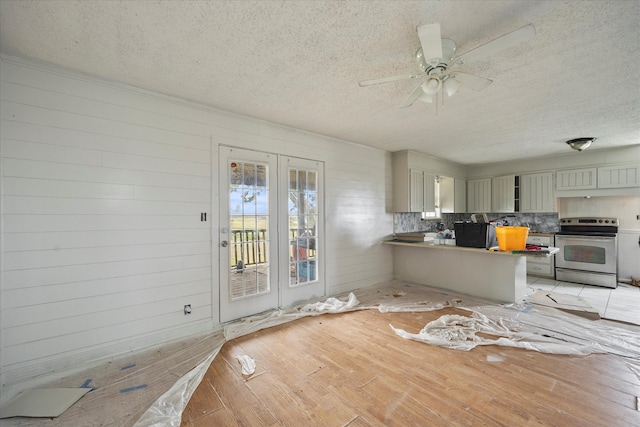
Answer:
[289,168,318,286]
[220,147,278,323]
[229,161,270,298]
[280,156,324,308]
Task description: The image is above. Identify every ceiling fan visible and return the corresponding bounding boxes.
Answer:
[359,23,535,108]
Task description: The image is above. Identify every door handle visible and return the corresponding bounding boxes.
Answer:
[221,240,228,247]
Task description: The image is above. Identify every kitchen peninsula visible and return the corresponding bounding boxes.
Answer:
[384,240,531,303]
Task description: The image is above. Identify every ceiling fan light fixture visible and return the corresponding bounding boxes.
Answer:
[422,78,441,94]
[444,77,462,97]
[566,137,596,152]
[359,22,534,111]
[418,90,434,103]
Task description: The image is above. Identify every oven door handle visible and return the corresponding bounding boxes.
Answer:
[556,235,615,242]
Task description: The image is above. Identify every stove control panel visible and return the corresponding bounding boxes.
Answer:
[560,217,618,227]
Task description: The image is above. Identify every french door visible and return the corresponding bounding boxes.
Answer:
[219,147,324,323]
[278,156,324,308]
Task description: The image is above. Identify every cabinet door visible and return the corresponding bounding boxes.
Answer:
[491,175,515,212]
[423,172,436,213]
[409,169,436,213]
[556,168,597,190]
[454,178,466,213]
[617,231,640,281]
[520,172,554,212]
[467,178,491,212]
[598,165,640,188]
[409,169,424,213]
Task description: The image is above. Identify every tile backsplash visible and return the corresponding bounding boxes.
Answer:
[394,212,560,234]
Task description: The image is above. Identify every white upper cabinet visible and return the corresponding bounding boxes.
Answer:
[409,169,436,213]
[454,178,467,213]
[392,150,466,213]
[556,168,597,190]
[467,178,491,212]
[520,172,555,212]
[597,164,640,188]
[491,175,517,213]
[556,165,639,192]
[438,176,466,213]
[393,165,436,212]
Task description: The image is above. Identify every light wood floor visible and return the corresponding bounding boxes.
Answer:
[182,308,640,426]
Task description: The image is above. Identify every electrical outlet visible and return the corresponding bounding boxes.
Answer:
[184,304,192,315]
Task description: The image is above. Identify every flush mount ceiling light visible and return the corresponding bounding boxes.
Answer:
[566,137,596,152]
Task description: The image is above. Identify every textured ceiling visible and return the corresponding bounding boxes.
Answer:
[1,0,639,165]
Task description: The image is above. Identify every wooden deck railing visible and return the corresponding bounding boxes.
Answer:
[230,228,315,268]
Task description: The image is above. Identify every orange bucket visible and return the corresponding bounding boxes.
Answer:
[495,226,529,251]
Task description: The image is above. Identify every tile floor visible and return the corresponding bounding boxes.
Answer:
[526,276,640,325]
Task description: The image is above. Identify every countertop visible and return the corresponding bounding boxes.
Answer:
[383,239,558,257]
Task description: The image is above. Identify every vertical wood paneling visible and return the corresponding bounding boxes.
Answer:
[323,149,393,293]
[1,56,394,387]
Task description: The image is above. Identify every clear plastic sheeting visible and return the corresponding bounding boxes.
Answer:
[133,345,222,427]
[139,292,361,426]
[378,298,464,313]
[223,292,360,341]
[1,282,638,426]
[300,292,359,313]
[391,311,599,355]
[235,355,256,376]
[389,296,640,360]
[0,331,228,426]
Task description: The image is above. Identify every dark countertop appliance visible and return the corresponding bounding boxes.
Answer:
[454,222,497,249]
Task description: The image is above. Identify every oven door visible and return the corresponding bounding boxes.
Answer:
[555,234,617,274]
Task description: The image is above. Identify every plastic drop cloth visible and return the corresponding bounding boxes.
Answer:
[133,344,223,427]
[3,284,638,426]
[390,304,640,359]
[300,292,360,313]
[135,292,360,426]
[377,298,464,313]
[224,292,360,340]
[390,310,599,355]
[235,355,256,375]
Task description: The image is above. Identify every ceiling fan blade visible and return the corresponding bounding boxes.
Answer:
[454,24,535,63]
[417,23,443,63]
[359,74,419,87]
[398,84,424,109]
[452,72,493,91]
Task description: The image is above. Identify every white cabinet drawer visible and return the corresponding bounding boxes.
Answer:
[527,262,554,276]
[525,235,555,278]
[527,235,553,246]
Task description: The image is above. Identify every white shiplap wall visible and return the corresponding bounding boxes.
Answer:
[0,55,394,388]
